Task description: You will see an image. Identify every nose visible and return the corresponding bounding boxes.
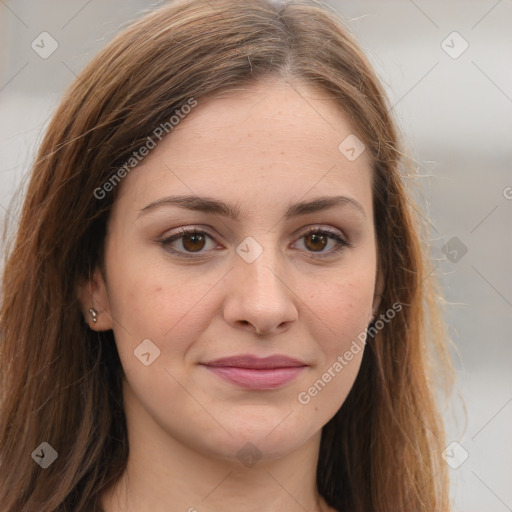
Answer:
[222,240,299,336]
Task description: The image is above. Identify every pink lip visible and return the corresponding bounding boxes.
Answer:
[200,355,308,390]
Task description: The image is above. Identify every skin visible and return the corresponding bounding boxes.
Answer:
[78,77,382,512]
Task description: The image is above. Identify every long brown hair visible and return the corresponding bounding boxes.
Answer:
[0,1,454,510]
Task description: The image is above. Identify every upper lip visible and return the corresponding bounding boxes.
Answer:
[201,355,308,369]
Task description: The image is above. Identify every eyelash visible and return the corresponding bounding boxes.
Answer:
[158,226,349,260]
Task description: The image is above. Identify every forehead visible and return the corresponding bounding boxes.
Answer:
[112,78,374,221]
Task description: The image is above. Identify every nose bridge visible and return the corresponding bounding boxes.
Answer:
[234,233,285,291]
[223,232,298,334]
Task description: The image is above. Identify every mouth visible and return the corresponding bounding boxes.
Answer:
[199,355,308,390]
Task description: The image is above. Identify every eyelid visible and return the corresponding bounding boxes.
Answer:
[296,225,347,241]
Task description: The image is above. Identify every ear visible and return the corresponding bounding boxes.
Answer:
[76,267,114,331]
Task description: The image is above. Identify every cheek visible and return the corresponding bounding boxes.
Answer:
[295,273,374,418]
[305,267,376,353]
[105,252,219,358]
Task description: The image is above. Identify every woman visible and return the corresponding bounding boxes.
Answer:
[0,0,454,510]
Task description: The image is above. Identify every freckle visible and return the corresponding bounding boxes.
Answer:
[155,287,162,292]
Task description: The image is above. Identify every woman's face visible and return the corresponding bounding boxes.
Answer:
[86,78,379,463]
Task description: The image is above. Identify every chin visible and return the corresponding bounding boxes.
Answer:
[197,410,320,463]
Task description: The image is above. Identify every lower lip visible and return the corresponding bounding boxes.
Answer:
[202,365,306,389]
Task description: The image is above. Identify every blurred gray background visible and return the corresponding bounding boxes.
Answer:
[1,1,511,510]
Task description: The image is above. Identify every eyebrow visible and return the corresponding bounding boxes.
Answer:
[137,194,366,220]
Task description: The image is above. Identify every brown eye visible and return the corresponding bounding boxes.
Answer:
[181,232,206,252]
[294,227,348,258]
[304,232,328,252]
[160,226,348,260]
[160,228,217,258]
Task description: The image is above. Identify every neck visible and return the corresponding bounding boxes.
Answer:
[101,437,329,512]
[101,413,329,512]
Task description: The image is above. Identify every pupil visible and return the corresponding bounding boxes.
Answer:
[184,233,205,251]
[308,233,326,251]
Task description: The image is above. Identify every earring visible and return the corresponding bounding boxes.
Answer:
[88,308,98,324]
